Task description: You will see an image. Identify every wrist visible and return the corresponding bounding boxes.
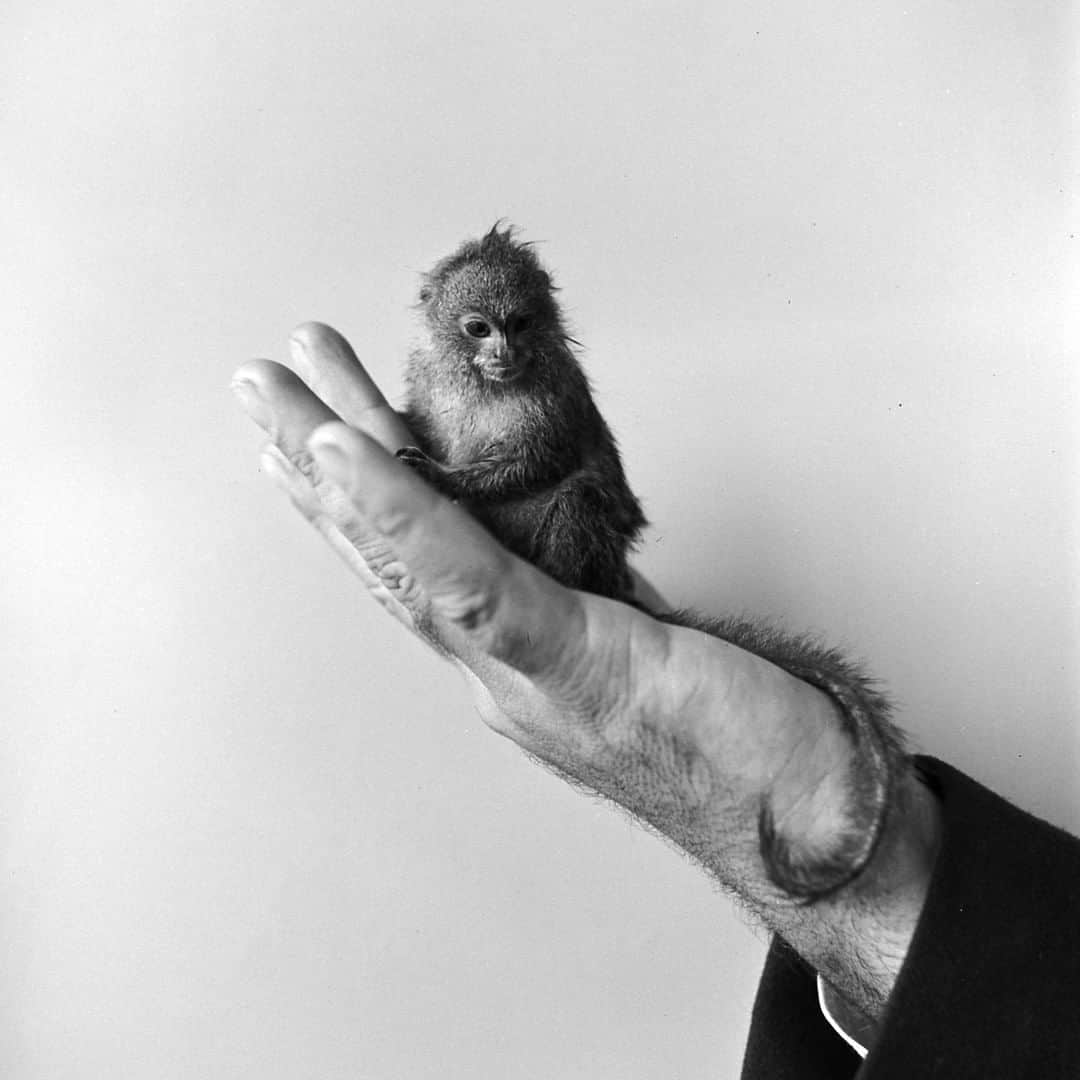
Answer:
[781,762,942,1018]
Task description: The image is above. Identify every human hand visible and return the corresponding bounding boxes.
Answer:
[231,323,851,870]
[231,323,938,1019]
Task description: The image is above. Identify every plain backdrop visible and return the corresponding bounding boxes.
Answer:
[3,2,1077,1077]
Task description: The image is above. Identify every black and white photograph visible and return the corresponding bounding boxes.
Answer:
[4,3,1077,1076]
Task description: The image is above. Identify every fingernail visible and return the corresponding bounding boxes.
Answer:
[231,378,273,431]
[308,434,351,486]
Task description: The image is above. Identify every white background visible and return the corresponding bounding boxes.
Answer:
[3,2,1077,1077]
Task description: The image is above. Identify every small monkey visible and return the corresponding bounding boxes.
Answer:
[397,224,647,602]
[397,224,904,901]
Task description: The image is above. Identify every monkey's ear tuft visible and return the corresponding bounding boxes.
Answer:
[484,219,520,247]
[418,280,434,304]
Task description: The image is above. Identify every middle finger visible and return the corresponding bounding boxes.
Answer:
[287,321,412,452]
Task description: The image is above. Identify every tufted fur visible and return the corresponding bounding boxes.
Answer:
[400,224,647,600]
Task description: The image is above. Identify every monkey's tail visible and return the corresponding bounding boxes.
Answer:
[651,609,906,903]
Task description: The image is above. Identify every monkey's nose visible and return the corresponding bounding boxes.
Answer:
[486,339,514,367]
[476,343,520,382]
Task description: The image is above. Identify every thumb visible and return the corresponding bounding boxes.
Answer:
[307,422,589,684]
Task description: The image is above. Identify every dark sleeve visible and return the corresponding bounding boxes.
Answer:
[740,756,1080,1080]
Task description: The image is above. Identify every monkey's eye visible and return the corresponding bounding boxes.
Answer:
[509,314,533,334]
[463,318,491,339]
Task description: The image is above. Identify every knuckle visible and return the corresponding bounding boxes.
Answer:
[439,587,500,634]
[291,447,321,486]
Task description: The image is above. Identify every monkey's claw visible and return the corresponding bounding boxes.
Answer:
[396,445,450,491]
[395,445,431,465]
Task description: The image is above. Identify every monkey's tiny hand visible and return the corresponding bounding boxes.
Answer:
[395,445,436,467]
[396,446,458,498]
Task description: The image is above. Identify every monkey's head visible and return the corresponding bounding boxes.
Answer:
[417,224,567,385]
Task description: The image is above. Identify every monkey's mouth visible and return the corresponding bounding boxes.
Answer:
[474,357,526,383]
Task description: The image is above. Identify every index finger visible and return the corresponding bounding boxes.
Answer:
[288,322,413,452]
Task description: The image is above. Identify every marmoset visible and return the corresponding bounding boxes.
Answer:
[397,224,646,602]
[398,225,904,901]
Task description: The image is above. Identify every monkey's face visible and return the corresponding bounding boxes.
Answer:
[420,225,564,385]
[453,309,539,383]
[428,268,558,385]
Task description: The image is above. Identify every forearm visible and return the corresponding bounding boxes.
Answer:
[771,750,941,1021]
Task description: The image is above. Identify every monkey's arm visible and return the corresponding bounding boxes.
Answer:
[394,445,513,495]
[395,444,574,500]
[395,402,556,499]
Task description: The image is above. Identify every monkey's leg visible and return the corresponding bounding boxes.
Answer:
[527,481,637,600]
